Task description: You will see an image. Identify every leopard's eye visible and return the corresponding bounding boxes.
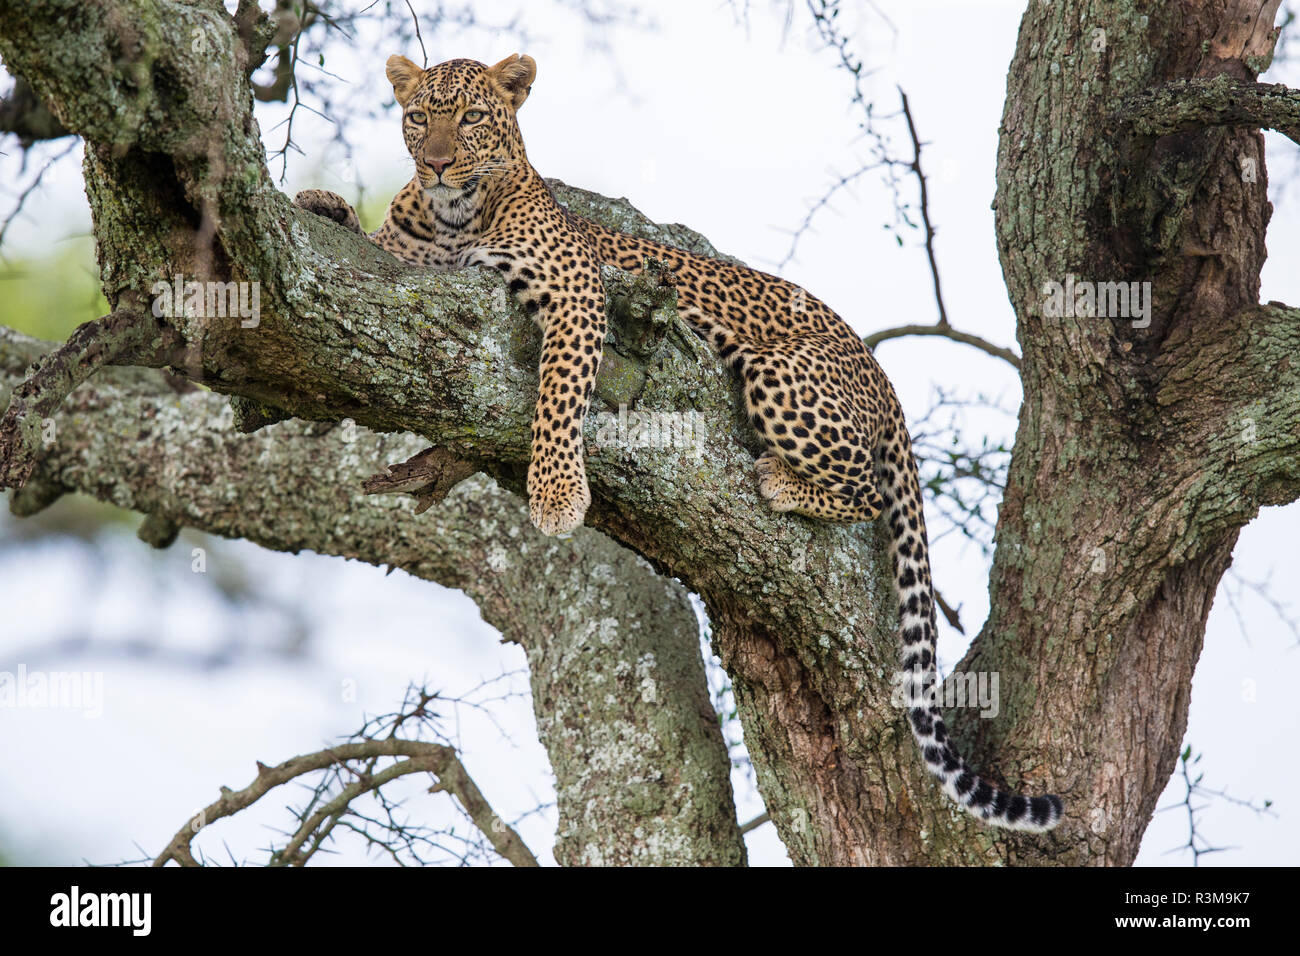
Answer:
[407,110,427,124]
[461,109,485,125]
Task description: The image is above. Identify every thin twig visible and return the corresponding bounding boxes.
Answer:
[792,3,1020,370]
[405,0,428,67]
[898,87,947,327]
[1158,745,1275,866]
[865,322,1021,369]
[0,139,78,255]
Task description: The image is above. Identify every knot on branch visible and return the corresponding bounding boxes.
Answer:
[229,395,293,434]
[595,261,690,408]
[137,512,182,549]
[605,259,679,359]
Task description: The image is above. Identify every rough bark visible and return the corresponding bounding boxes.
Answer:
[1,0,1297,866]
[0,326,746,866]
[985,0,1300,864]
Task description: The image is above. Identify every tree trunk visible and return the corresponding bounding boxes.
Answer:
[982,0,1299,865]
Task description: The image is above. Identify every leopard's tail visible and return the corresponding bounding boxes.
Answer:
[876,426,1064,833]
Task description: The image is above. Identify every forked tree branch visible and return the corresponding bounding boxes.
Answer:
[152,740,539,867]
[0,326,747,867]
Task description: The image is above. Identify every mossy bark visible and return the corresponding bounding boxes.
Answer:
[984,0,1300,864]
[0,328,747,866]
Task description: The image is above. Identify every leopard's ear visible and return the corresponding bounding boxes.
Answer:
[386,54,423,106]
[487,54,536,112]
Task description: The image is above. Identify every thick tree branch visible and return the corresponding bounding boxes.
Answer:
[0,327,747,867]
[988,0,1295,865]
[1115,76,1300,144]
[1155,302,1300,518]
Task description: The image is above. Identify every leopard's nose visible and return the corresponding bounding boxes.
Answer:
[426,156,454,175]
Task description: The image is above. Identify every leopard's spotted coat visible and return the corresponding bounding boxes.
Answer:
[294,54,1063,833]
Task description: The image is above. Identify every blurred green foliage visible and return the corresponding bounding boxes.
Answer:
[0,179,399,534]
[0,237,108,342]
[0,179,397,346]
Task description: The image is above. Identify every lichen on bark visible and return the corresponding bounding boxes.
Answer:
[3,0,1298,867]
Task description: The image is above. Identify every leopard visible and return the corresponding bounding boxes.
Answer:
[294,53,1064,833]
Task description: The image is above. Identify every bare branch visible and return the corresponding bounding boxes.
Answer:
[864,322,1021,369]
[1158,745,1276,866]
[0,138,78,254]
[1218,567,1300,645]
[153,739,538,867]
[787,10,1022,370]
[897,87,948,328]
[404,0,428,67]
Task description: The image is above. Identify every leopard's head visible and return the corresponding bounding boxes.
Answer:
[385,54,535,195]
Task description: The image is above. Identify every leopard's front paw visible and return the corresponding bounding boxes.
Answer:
[293,189,364,235]
[527,465,591,537]
[755,450,800,512]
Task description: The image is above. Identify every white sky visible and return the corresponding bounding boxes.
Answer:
[1,0,1297,866]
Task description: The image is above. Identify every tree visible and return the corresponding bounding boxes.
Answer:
[1,0,1297,866]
